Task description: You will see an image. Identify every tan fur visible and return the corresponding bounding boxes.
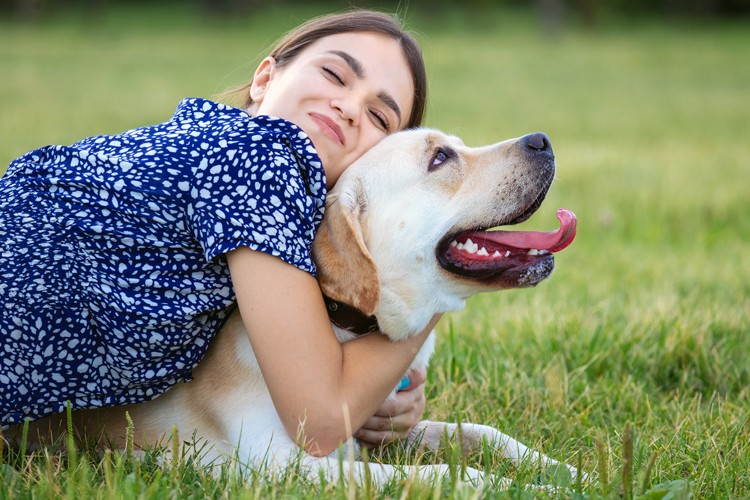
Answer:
[312,180,380,316]
[7,128,583,488]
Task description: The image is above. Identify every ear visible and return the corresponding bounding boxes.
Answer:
[312,179,380,316]
[249,56,276,104]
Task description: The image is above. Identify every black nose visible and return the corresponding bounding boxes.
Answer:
[521,132,552,154]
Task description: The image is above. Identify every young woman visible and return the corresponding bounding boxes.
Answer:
[0,10,434,456]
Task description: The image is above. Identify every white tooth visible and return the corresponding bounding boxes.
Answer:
[457,242,465,250]
[465,238,478,254]
[493,250,502,258]
[477,247,489,256]
[505,251,511,257]
[450,240,458,247]
[528,249,539,256]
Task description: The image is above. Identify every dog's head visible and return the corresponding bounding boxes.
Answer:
[312,129,576,340]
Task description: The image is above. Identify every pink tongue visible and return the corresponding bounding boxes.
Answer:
[480,208,577,252]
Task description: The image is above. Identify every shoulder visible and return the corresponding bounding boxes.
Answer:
[247,114,313,152]
[226,112,320,169]
[175,100,319,162]
[172,97,243,121]
[189,105,325,196]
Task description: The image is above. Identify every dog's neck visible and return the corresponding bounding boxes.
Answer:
[323,295,379,337]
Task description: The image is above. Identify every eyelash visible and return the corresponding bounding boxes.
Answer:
[322,66,344,85]
[321,65,391,132]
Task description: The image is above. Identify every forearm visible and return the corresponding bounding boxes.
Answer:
[300,318,436,456]
[228,247,437,456]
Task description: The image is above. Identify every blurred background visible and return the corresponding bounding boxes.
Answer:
[1,0,748,382]
[1,1,749,494]
[3,0,750,20]
[2,0,748,258]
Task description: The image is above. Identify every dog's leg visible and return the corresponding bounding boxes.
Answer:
[299,454,511,489]
[408,420,582,481]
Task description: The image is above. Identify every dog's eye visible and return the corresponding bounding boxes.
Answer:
[429,148,452,171]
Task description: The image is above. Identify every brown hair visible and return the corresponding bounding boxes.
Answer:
[223,10,427,129]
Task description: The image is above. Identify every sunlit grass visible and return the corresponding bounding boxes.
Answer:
[1,3,749,497]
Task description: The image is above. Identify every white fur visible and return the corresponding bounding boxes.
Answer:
[16,129,584,489]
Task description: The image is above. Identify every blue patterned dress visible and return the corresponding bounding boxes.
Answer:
[0,98,325,427]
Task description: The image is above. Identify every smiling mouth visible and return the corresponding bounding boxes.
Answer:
[310,113,345,146]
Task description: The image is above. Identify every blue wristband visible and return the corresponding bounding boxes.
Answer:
[397,375,410,391]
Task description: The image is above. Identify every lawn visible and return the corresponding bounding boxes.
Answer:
[1,3,749,498]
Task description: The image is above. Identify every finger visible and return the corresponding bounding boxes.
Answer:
[368,413,415,432]
[375,378,425,417]
[364,400,423,433]
[403,367,427,390]
[354,427,410,448]
[360,415,398,432]
[372,389,420,418]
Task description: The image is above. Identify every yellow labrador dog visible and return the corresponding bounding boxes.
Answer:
[13,129,578,487]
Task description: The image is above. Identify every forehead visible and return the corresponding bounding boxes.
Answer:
[300,32,415,126]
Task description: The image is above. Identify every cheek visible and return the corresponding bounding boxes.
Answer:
[357,131,388,158]
[327,131,388,188]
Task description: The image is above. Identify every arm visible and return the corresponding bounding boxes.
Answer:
[227,246,437,457]
[355,367,427,447]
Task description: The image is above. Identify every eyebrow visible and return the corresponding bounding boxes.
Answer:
[326,50,403,126]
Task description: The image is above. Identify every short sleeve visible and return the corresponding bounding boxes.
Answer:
[187,117,325,276]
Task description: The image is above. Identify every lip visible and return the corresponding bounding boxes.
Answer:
[309,113,345,147]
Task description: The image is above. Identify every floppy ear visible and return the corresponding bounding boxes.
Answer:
[312,179,380,316]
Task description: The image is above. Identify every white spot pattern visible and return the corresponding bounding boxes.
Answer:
[0,98,325,428]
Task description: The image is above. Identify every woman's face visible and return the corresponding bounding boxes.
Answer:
[249,32,415,189]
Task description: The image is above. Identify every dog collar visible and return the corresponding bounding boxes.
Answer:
[323,295,379,336]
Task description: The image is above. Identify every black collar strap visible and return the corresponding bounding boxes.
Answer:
[323,295,379,336]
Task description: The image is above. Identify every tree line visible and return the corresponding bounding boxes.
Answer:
[2,0,748,21]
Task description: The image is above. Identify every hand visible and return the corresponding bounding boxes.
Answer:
[353,368,427,448]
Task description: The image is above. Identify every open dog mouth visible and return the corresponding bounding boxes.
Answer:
[436,207,577,283]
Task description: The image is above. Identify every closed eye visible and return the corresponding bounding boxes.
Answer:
[322,66,344,85]
[323,63,392,132]
[370,109,390,132]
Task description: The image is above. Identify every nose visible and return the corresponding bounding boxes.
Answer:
[521,132,553,155]
[332,97,360,126]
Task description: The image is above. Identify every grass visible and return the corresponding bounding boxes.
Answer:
[1,3,749,498]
